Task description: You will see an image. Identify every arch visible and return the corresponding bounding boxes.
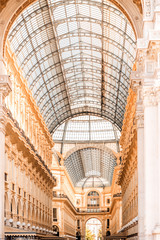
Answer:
[23,203,26,218]
[85,217,102,240]
[85,217,102,225]
[88,191,99,196]
[52,225,59,236]
[64,144,117,161]
[86,189,101,198]
[2,0,138,133]
[83,176,105,189]
[17,200,22,217]
[0,0,142,58]
[4,193,9,216]
[76,231,81,240]
[36,207,39,222]
[106,231,111,236]
[32,205,35,221]
[4,193,9,218]
[10,197,16,216]
[28,204,31,220]
[76,231,81,236]
[51,113,122,134]
[39,209,42,223]
[42,211,45,224]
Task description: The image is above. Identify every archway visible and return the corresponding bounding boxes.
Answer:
[86,218,102,240]
[52,225,59,236]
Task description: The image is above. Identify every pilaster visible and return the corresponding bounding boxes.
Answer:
[131,72,145,240]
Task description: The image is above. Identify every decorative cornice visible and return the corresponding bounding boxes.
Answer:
[118,88,137,186]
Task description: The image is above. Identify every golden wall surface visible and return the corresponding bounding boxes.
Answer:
[4,43,56,233]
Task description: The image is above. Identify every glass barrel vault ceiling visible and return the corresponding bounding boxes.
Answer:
[64,147,116,187]
[8,0,136,133]
[53,115,120,142]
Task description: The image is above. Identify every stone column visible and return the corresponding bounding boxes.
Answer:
[81,218,85,240]
[143,87,158,240]
[102,217,105,240]
[152,73,160,238]
[0,60,12,240]
[131,73,145,240]
[136,90,145,240]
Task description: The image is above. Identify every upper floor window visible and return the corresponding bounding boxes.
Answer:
[87,191,99,209]
[53,208,57,222]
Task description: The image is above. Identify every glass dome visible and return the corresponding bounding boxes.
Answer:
[53,115,121,142]
[64,147,116,187]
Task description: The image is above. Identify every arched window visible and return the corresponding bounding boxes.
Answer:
[76,231,81,240]
[106,231,111,236]
[87,191,100,211]
[52,225,59,236]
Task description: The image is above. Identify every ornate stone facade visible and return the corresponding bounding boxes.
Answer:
[118,89,138,237]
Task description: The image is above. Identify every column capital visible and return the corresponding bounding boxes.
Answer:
[143,86,158,107]
[154,86,160,102]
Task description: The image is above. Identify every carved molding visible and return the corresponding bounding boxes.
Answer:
[0,0,10,13]
[0,75,12,103]
[133,0,143,14]
[144,0,153,20]
[136,113,144,128]
[155,86,160,102]
[0,75,11,134]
